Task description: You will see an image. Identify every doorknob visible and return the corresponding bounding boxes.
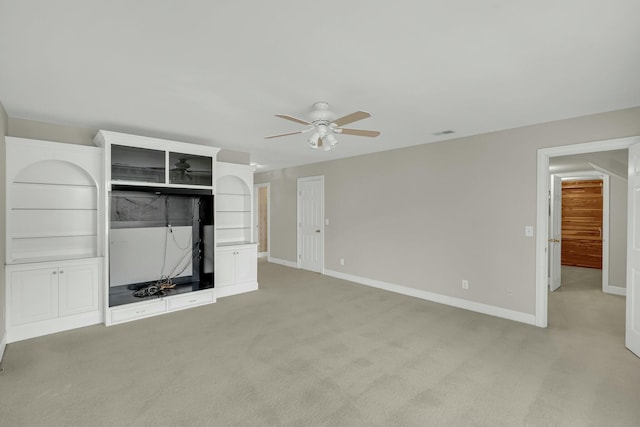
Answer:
[548,238,560,243]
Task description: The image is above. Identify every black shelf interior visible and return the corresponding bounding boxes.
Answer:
[109,188,214,308]
[109,277,213,307]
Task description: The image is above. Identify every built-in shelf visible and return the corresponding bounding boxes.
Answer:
[217,227,250,230]
[4,137,104,343]
[216,165,253,246]
[6,142,101,264]
[95,130,221,326]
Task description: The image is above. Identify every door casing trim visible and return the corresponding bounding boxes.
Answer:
[536,136,639,327]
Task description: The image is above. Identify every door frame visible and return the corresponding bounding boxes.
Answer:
[536,136,639,327]
[254,182,270,258]
[551,171,611,293]
[548,174,562,292]
[297,176,324,273]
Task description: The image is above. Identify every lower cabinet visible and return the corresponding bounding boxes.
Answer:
[6,258,102,342]
[107,289,215,325]
[215,243,258,298]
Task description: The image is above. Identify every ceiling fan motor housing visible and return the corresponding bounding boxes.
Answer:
[309,101,334,124]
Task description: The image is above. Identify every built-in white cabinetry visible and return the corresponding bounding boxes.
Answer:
[5,137,104,342]
[4,134,260,339]
[216,162,254,245]
[215,162,258,298]
[215,244,258,297]
[94,131,221,325]
[7,259,101,341]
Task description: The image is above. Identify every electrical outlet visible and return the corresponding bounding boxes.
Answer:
[462,280,469,290]
[340,258,345,266]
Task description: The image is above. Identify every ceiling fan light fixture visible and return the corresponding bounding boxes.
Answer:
[325,133,338,148]
[308,132,320,148]
[267,102,380,152]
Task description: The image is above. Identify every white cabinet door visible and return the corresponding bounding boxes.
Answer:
[235,246,257,285]
[58,263,100,316]
[10,267,58,325]
[216,249,237,287]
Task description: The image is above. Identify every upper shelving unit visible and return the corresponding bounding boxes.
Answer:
[216,162,254,246]
[5,137,102,265]
[95,131,219,191]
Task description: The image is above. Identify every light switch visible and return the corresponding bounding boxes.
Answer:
[325,218,329,225]
[525,226,534,237]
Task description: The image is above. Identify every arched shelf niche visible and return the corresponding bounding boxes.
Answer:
[216,174,252,245]
[8,159,99,263]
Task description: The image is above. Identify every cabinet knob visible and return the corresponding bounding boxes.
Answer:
[60,271,64,274]
[52,271,57,275]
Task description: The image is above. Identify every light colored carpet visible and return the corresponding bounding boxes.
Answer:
[0,262,638,427]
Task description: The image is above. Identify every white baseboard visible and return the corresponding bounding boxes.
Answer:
[324,269,536,326]
[268,257,298,268]
[604,285,626,296]
[0,332,6,362]
[216,282,259,298]
[7,311,102,343]
[258,252,268,259]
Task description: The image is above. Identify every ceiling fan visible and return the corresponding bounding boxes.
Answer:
[265,102,380,151]
[170,158,193,182]
[170,158,211,183]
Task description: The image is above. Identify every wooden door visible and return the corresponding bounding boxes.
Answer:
[561,179,603,269]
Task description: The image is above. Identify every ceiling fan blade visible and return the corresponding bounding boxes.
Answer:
[337,128,380,137]
[275,114,311,125]
[264,130,304,139]
[332,111,371,127]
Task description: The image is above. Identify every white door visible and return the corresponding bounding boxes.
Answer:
[215,249,237,287]
[549,175,562,292]
[235,246,258,284]
[298,176,323,273]
[626,143,640,357]
[10,268,58,325]
[58,263,99,316]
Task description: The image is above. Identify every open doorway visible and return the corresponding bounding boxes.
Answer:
[254,183,270,258]
[548,153,628,296]
[535,137,638,351]
[546,164,627,339]
[536,142,640,352]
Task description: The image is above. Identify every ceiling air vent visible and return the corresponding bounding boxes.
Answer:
[432,130,455,136]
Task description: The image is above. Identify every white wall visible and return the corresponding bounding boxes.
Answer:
[610,176,627,287]
[255,106,640,318]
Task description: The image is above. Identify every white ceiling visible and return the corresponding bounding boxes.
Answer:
[549,149,628,178]
[1,0,639,171]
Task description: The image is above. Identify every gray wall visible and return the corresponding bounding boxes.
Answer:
[610,176,627,287]
[255,106,640,316]
[7,117,250,163]
[0,101,7,351]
